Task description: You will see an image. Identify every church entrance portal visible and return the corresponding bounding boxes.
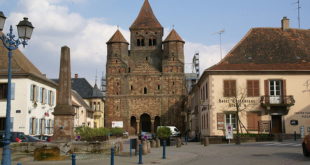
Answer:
[140,113,151,132]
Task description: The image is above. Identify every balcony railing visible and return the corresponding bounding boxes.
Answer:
[260,95,295,107]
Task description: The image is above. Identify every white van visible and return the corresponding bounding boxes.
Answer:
[157,126,180,137]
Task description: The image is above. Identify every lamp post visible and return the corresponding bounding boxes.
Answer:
[0,11,34,165]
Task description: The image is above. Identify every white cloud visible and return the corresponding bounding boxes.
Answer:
[184,42,232,73]
[4,0,232,85]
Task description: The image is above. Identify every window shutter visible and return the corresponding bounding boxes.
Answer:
[231,80,236,97]
[11,83,15,100]
[264,80,269,96]
[224,80,229,97]
[29,118,33,135]
[30,85,34,101]
[247,80,252,97]
[47,91,51,105]
[39,119,42,134]
[282,80,286,96]
[254,80,260,96]
[217,113,225,130]
[45,90,48,104]
[36,118,39,135]
[35,86,39,102]
[39,87,42,103]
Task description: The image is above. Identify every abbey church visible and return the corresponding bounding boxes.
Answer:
[105,0,186,134]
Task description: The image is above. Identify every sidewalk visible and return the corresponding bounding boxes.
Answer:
[12,142,198,165]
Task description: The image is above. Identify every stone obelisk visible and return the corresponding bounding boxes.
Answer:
[52,46,75,142]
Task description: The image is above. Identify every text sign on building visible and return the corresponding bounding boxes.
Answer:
[112,121,123,128]
[225,124,233,140]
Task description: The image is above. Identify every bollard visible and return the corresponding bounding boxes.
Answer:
[294,131,297,141]
[162,140,166,159]
[138,144,143,164]
[130,139,132,157]
[71,154,76,165]
[147,141,151,153]
[111,147,115,165]
[204,137,209,147]
[142,140,148,155]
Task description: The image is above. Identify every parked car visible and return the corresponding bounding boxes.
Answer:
[34,135,52,142]
[0,131,27,142]
[302,134,310,157]
[140,132,153,140]
[25,135,44,142]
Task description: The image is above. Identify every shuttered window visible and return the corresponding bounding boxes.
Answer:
[247,80,259,97]
[247,112,261,130]
[223,80,236,97]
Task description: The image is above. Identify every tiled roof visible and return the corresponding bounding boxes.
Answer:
[130,0,163,30]
[71,90,92,111]
[107,30,128,44]
[71,78,104,99]
[208,28,310,71]
[52,78,104,99]
[164,29,184,43]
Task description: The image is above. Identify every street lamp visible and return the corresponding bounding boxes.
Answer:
[0,12,34,165]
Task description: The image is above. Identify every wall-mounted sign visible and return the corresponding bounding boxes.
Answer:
[295,112,310,118]
[112,121,123,128]
[16,110,21,113]
[290,120,298,126]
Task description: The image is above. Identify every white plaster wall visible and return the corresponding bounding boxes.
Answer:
[0,78,56,135]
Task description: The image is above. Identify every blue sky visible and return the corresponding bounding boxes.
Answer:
[1,0,309,85]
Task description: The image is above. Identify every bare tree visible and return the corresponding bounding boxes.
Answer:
[229,87,255,145]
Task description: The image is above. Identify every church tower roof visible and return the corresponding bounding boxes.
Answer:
[164,29,184,43]
[107,30,128,44]
[130,0,163,30]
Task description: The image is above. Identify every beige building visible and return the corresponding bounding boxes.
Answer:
[71,74,105,128]
[72,90,94,128]
[188,17,310,138]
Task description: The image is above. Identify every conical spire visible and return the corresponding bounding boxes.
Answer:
[130,0,162,30]
[107,30,128,44]
[164,29,184,42]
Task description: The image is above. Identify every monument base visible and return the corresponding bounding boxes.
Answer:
[52,115,75,142]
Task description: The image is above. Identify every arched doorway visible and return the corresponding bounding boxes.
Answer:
[130,116,137,135]
[140,113,151,132]
[154,116,160,133]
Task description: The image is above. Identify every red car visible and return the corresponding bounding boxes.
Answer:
[302,134,310,157]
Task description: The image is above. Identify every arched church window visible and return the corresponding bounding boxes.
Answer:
[149,38,157,46]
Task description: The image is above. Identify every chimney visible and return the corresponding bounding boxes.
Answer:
[281,17,290,31]
[74,74,78,78]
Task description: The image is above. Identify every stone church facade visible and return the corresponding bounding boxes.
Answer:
[105,0,186,134]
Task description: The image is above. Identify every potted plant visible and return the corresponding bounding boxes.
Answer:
[157,126,172,146]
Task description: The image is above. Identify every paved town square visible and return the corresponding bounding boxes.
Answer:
[9,140,310,165]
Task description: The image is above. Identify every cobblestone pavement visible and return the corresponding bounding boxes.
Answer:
[11,140,310,165]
